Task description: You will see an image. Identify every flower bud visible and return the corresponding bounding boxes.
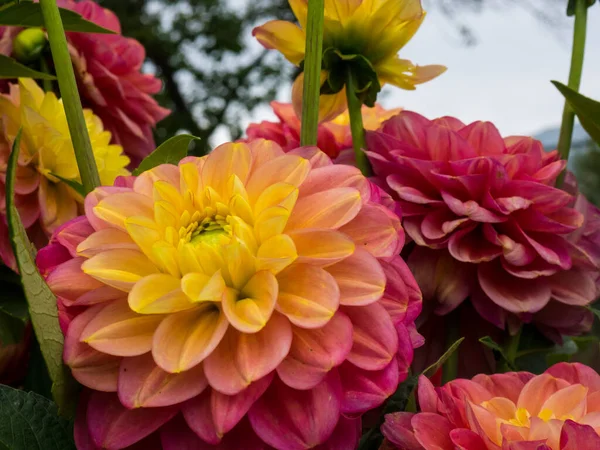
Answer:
[13,28,47,64]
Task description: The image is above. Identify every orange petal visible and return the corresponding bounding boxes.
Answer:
[377,57,446,90]
[326,247,385,306]
[245,154,310,203]
[288,228,354,266]
[286,187,362,230]
[276,263,340,328]
[517,374,570,416]
[256,234,297,274]
[81,299,165,357]
[94,192,154,230]
[539,384,588,421]
[201,143,252,199]
[292,73,347,123]
[152,304,229,373]
[203,313,292,395]
[77,228,138,258]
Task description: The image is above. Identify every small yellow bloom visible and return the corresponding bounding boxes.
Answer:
[0,79,130,232]
[254,0,446,121]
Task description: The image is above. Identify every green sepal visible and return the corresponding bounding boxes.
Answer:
[50,173,86,198]
[321,48,381,106]
[133,134,201,175]
[0,2,116,33]
[6,129,79,417]
[553,80,600,146]
[0,54,55,79]
[567,0,596,16]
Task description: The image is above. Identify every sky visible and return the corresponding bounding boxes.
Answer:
[231,3,600,143]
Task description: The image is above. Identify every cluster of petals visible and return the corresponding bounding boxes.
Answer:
[57,0,170,164]
[246,102,400,159]
[38,140,422,449]
[253,0,445,121]
[0,78,130,269]
[383,362,600,450]
[366,110,600,334]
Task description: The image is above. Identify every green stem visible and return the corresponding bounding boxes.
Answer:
[345,70,372,176]
[442,309,460,384]
[39,57,53,93]
[500,326,521,372]
[299,0,324,146]
[39,0,100,193]
[556,0,588,187]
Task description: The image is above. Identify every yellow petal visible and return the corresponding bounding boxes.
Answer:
[153,180,184,211]
[288,0,308,29]
[202,143,252,199]
[129,273,195,314]
[256,234,297,274]
[151,241,181,278]
[252,20,306,65]
[77,228,137,258]
[94,192,154,230]
[125,216,161,259]
[292,73,348,123]
[152,304,229,373]
[254,182,299,217]
[223,270,278,333]
[288,228,355,266]
[82,249,159,291]
[226,239,256,289]
[254,206,291,244]
[181,270,227,302]
[376,57,446,90]
[245,154,310,203]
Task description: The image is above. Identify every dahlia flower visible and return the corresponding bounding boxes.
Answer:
[0,78,130,269]
[246,102,400,159]
[56,0,170,164]
[253,0,445,121]
[383,362,600,450]
[38,140,422,449]
[366,111,599,336]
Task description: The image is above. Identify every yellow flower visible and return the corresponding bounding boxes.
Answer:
[0,79,130,232]
[254,0,446,121]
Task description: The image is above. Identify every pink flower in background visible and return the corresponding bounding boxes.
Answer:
[383,362,600,450]
[246,102,400,159]
[38,140,422,449]
[58,0,170,165]
[366,111,598,336]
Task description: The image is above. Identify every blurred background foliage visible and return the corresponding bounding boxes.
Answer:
[97,0,567,154]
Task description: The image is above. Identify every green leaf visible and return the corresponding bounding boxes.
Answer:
[133,134,200,175]
[479,336,518,371]
[0,2,115,33]
[552,81,600,145]
[567,0,596,16]
[6,129,79,417]
[0,385,76,450]
[0,54,55,79]
[423,337,464,378]
[50,173,86,198]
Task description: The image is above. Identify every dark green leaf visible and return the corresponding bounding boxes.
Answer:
[479,336,518,371]
[0,283,27,345]
[0,2,115,33]
[0,54,55,79]
[423,337,464,378]
[133,134,200,175]
[6,129,79,417]
[0,385,75,450]
[567,0,596,16]
[552,81,600,145]
[50,173,86,198]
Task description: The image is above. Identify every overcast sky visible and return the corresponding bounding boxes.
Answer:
[233,3,600,142]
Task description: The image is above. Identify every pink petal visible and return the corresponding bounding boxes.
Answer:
[548,269,597,306]
[338,358,399,414]
[449,428,488,450]
[55,216,95,255]
[204,313,292,395]
[313,416,361,450]
[248,371,342,449]
[343,303,398,370]
[46,257,105,305]
[118,353,208,408]
[411,412,454,450]
[379,256,422,326]
[86,391,177,449]
[299,164,370,203]
[545,362,600,394]
[181,389,219,445]
[277,312,353,390]
[560,420,600,450]
[381,412,421,450]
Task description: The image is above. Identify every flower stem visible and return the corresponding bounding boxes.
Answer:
[345,70,372,176]
[39,57,53,93]
[299,0,324,147]
[39,0,100,193]
[556,0,588,187]
[500,326,522,372]
[442,309,460,384]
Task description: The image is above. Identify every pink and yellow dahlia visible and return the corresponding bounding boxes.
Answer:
[57,0,170,164]
[0,79,130,269]
[383,362,600,450]
[253,0,445,121]
[38,140,422,449]
[366,111,599,335]
[246,102,400,159]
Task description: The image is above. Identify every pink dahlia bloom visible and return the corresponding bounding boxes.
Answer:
[246,102,400,159]
[57,0,170,164]
[366,111,599,335]
[383,362,600,450]
[38,140,422,449]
